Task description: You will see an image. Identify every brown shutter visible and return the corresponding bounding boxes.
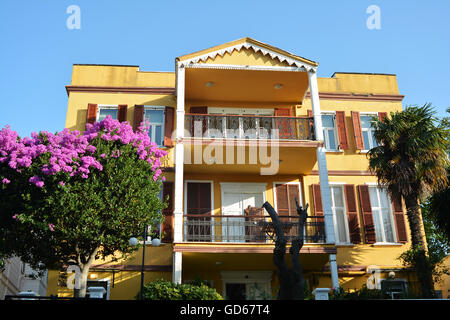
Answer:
[275,184,290,217]
[86,104,98,128]
[344,185,361,244]
[335,111,349,150]
[391,194,408,243]
[351,111,364,150]
[357,185,376,243]
[133,105,144,131]
[118,104,128,122]
[378,112,388,122]
[164,107,175,147]
[186,182,211,241]
[161,182,174,242]
[288,184,300,216]
[311,184,323,216]
[274,108,293,139]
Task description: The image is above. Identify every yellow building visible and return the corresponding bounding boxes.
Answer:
[48,37,421,299]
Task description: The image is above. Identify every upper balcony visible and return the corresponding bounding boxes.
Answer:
[184,113,315,142]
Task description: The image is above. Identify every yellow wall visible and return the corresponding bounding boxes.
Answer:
[318,73,401,95]
[70,65,175,87]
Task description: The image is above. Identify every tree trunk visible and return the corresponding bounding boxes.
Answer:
[73,247,99,298]
[74,266,90,298]
[262,201,308,300]
[404,193,435,298]
[404,193,425,249]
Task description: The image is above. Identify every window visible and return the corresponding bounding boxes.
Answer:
[98,105,118,121]
[321,113,339,150]
[329,185,350,243]
[221,271,272,300]
[360,114,378,150]
[368,187,396,243]
[144,107,165,146]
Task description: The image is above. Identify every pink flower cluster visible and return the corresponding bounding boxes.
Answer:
[0,116,167,187]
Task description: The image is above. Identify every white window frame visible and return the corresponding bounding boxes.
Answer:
[96,105,118,121]
[328,183,351,244]
[321,112,340,151]
[219,182,267,243]
[360,112,378,151]
[366,184,398,244]
[144,106,166,146]
[272,181,303,209]
[183,180,215,242]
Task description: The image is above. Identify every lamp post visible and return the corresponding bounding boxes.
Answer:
[129,224,161,300]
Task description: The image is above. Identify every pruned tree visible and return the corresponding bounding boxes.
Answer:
[262,200,308,300]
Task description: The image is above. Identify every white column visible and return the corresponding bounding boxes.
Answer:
[173,252,182,285]
[173,63,185,284]
[329,254,340,290]
[307,69,335,244]
[308,69,339,291]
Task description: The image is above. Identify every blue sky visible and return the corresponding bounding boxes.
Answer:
[1,0,449,137]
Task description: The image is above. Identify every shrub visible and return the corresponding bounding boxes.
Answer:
[139,279,223,300]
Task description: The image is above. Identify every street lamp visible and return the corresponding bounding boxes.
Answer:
[129,224,161,300]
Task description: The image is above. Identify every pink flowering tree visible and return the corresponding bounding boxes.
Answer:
[0,116,167,297]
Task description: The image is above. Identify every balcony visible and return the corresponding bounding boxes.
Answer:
[185,114,315,141]
[183,214,325,244]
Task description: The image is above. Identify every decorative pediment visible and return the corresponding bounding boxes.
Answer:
[177,37,318,72]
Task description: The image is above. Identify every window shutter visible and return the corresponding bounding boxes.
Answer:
[335,111,349,150]
[133,105,144,131]
[351,111,364,150]
[288,184,300,217]
[357,185,376,243]
[86,104,98,128]
[344,185,361,243]
[186,182,211,241]
[311,184,323,216]
[274,108,293,139]
[275,184,290,217]
[391,194,408,243]
[161,182,174,242]
[164,107,175,147]
[118,105,128,122]
[378,112,388,122]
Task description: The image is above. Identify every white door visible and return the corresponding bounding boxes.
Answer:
[221,192,264,242]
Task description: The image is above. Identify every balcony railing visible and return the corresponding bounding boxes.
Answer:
[183,214,325,243]
[185,114,315,141]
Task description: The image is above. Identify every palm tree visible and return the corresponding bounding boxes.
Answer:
[367,104,449,298]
